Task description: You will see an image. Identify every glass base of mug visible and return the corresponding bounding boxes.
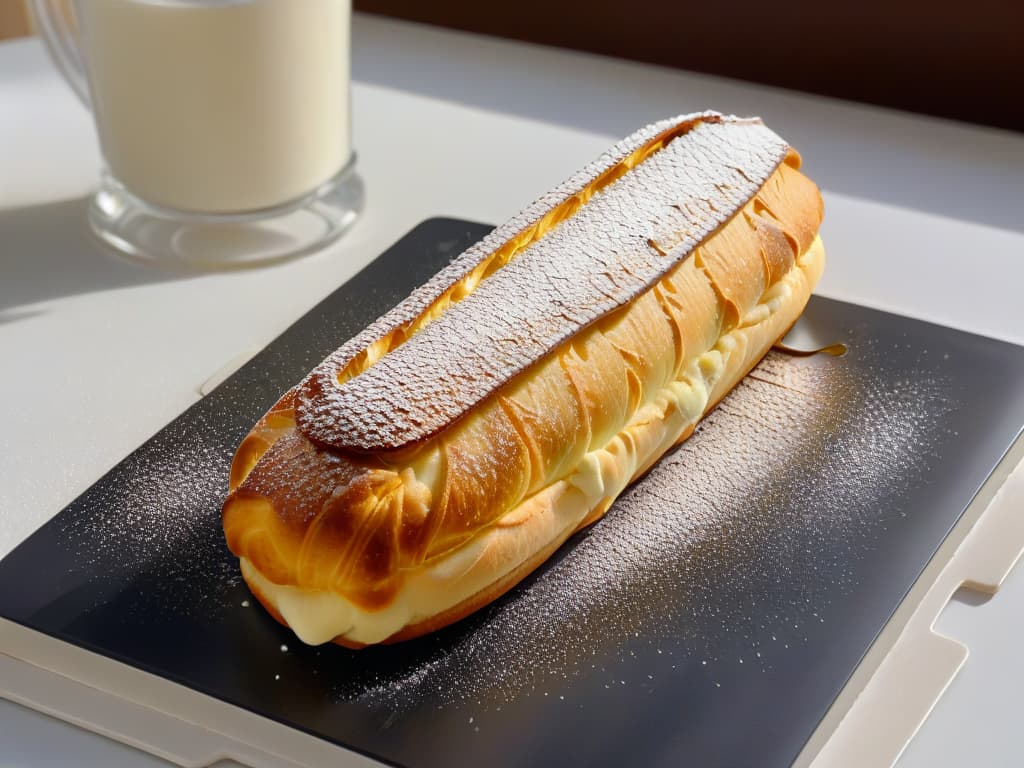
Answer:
[89,159,364,269]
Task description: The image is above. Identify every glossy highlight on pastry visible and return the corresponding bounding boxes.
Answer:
[222,112,826,647]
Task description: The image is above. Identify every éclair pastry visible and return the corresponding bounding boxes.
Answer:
[222,112,825,647]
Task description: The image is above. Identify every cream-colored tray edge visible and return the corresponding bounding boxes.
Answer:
[0,621,377,768]
[800,434,1024,768]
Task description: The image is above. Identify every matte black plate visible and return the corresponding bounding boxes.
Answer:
[2,219,1024,768]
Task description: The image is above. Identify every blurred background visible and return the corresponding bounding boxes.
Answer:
[3,0,1019,131]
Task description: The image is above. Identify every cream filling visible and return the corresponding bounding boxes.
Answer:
[244,239,822,646]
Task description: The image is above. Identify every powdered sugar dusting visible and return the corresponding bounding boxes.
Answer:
[297,115,789,451]
[294,115,728,443]
[55,411,241,617]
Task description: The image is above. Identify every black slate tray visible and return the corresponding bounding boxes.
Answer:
[2,218,1024,768]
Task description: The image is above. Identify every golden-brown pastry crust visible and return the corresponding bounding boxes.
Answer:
[222,113,825,646]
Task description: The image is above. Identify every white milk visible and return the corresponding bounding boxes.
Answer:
[77,0,351,214]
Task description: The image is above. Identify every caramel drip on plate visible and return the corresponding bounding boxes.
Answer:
[773,342,848,357]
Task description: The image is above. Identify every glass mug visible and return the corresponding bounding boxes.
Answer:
[30,0,364,268]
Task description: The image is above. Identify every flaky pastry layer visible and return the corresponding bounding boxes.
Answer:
[222,114,825,646]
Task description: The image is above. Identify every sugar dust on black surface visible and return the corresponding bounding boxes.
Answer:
[1,220,1023,768]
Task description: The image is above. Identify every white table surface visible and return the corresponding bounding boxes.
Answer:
[2,12,1023,767]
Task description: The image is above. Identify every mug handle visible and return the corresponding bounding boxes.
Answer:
[28,0,91,108]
